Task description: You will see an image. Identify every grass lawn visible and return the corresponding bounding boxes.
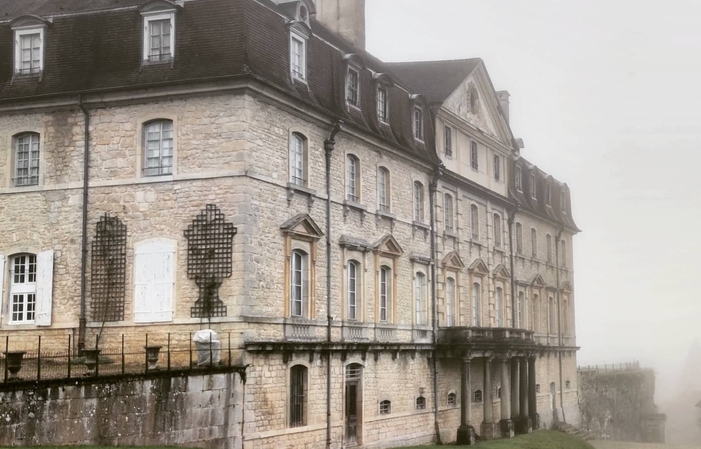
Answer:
[397,430,595,449]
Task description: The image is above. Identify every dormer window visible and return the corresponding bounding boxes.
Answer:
[515,167,522,191]
[546,184,552,206]
[140,2,177,64]
[290,30,307,81]
[346,67,360,108]
[377,85,388,123]
[530,173,537,201]
[413,107,424,141]
[561,190,567,213]
[14,28,43,75]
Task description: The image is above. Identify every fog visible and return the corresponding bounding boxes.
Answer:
[367,0,701,405]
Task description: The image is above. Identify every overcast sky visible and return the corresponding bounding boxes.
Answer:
[367,0,701,402]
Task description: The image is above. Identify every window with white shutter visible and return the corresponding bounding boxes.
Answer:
[35,250,54,326]
[0,255,4,323]
[134,239,175,323]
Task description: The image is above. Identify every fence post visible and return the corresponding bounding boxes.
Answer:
[189,332,192,369]
[37,335,41,381]
[228,332,231,368]
[95,335,99,377]
[167,333,171,372]
[67,335,72,379]
[121,334,125,376]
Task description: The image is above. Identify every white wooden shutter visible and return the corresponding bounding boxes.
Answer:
[134,239,174,323]
[0,255,5,323]
[35,250,54,326]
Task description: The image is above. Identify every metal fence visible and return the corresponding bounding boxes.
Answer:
[0,331,237,383]
[577,361,640,373]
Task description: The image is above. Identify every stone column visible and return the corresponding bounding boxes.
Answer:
[518,357,533,433]
[528,356,539,429]
[511,358,520,420]
[457,357,476,445]
[480,357,496,440]
[499,357,514,438]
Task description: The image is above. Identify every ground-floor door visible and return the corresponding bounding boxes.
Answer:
[345,363,363,445]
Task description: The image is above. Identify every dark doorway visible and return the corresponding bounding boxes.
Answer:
[345,363,363,445]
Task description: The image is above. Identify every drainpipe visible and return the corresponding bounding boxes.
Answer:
[324,120,343,449]
[429,168,442,445]
[507,205,518,328]
[78,96,90,353]
[555,228,565,423]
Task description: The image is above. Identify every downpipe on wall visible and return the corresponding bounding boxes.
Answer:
[429,170,442,445]
[78,96,90,353]
[555,228,566,424]
[324,120,343,449]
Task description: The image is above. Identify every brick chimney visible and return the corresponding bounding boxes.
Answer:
[314,0,366,50]
[496,90,510,125]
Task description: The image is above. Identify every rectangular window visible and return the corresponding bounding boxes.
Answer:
[444,194,454,231]
[494,154,501,181]
[414,182,424,222]
[347,68,360,107]
[444,126,452,158]
[142,13,175,62]
[546,185,552,206]
[10,255,37,324]
[547,234,552,263]
[561,190,567,213]
[290,33,307,81]
[515,167,522,191]
[347,262,358,321]
[472,283,481,327]
[471,204,479,239]
[531,174,537,200]
[14,133,40,187]
[143,120,174,176]
[413,107,424,141]
[15,29,43,75]
[377,85,388,122]
[290,133,306,186]
[470,142,478,170]
[290,365,308,427]
[378,168,390,212]
[531,229,537,258]
[494,214,501,247]
[446,278,455,326]
[379,267,390,322]
[415,273,426,325]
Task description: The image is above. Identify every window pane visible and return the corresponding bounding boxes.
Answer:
[144,120,174,176]
[149,19,172,62]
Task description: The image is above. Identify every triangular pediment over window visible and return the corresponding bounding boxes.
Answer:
[467,258,488,276]
[442,251,465,270]
[561,281,573,293]
[373,234,403,258]
[280,213,323,241]
[531,274,546,288]
[492,264,511,280]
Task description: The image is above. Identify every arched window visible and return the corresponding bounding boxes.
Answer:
[378,167,390,212]
[473,389,483,403]
[518,291,525,329]
[379,266,391,322]
[493,213,501,247]
[496,286,504,327]
[561,240,567,267]
[413,181,424,222]
[347,155,360,202]
[14,132,40,186]
[143,119,173,176]
[415,272,427,325]
[289,132,307,186]
[532,294,539,332]
[444,193,454,231]
[415,395,426,410]
[289,365,308,427]
[380,400,391,415]
[290,250,308,317]
[472,282,481,327]
[347,261,359,321]
[447,392,457,407]
[546,234,552,263]
[515,222,523,254]
[531,228,537,258]
[446,277,456,327]
[471,204,479,239]
[549,296,556,334]
[9,253,37,323]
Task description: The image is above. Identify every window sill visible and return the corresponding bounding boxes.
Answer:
[291,75,308,85]
[13,72,42,80]
[444,230,458,239]
[343,200,367,220]
[347,102,362,112]
[142,57,173,67]
[287,182,316,207]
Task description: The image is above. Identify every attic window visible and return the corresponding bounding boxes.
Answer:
[142,10,176,63]
[546,184,552,206]
[413,107,424,141]
[346,67,360,108]
[560,189,567,213]
[530,173,537,201]
[14,28,44,75]
[290,30,307,82]
[515,167,522,191]
[298,4,309,23]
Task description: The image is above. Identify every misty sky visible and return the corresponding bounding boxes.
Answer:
[367,0,701,401]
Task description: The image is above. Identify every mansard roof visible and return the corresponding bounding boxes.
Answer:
[0,0,436,164]
[386,58,482,105]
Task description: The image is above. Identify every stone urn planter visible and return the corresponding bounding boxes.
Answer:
[4,351,26,380]
[145,345,162,370]
[83,349,101,376]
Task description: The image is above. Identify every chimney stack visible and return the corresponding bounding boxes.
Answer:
[496,90,510,125]
[314,0,366,51]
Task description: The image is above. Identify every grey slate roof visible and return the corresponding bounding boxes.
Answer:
[385,58,482,104]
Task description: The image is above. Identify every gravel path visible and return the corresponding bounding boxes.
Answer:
[590,441,701,449]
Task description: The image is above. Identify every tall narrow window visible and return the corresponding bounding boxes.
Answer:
[531,229,537,258]
[347,155,360,202]
[377,85,389,122]
[546,234,552,263]
[347,68,360,107]
[518,291,525,328]
[472,282,481,326]
[414,181,424,222]
[290,32,307,81]
[290,133,307,186]
[444,194,454,231]
[493,213,502,248]
[546,184,552,206]
[290,250,308,317]
[530,173,537,200]
[561,240,567,267]
[549,296,556,334]
[470,142,478,170]
[290,365,308,427]
[494,154,501,181]
[143,13,174,62]
[15,29,43,75]
[9,254,37,324]
[446,277,456,327]
[444,126,452,158]
[347,261,359,321]
[415,272,426,325]
[515,223,523,254]
[532,294,539,332]
[14,133,40,187]
[378,167,390,212]
[515,167,522,192]
[563,300,569,336]
[471,204,479,239]
[560,190,567,213]
[496,287,504,327]
[379,266,391,322]
[143,120,174,176]
[413,107,424,141]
